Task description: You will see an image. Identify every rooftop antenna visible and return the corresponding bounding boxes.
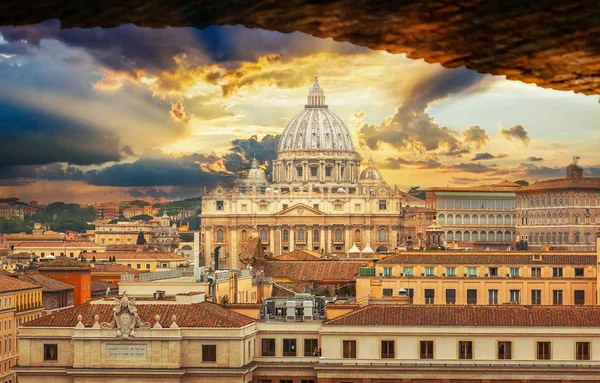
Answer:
[572,155,580,165]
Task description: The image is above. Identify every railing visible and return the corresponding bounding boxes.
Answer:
[359,267,376,277]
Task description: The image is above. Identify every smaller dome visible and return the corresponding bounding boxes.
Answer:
[246,156,267,182]
[360,158,383,181]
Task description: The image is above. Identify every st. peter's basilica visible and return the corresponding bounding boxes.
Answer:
[201,77,405,268]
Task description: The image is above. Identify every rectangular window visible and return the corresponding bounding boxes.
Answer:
[575,290,585,305]
[283,339,297,356]
[446,267,456,276]
[383,267,393,276]
[382,288,393,297]
[425,267,434,276]
[325,167,332,177]
[420,341,434,359]
[424,289,435,304]
[458,341,473,359]
[381,340,395,359]
[445,289,456,304]
[403,267,414,276]
[145,264,150,270]
[136,264,141,269]
[202,344,217,362]
[262,338,275,356]
[488,289,499,305]
[537,342,551,360]
[531,267,541,277]
[216,201,224,210]
[296,167,303,177]
[552,267,563,277]
[379,200,387,210]
[467,289,477,305]
[304,339,318,356]
[310,167,317,177]
[467,267,477,277]
[510,289,520,304]
[531,290,542,305]
[241,204,247,212]
[488,267,498,277]
[510,267,520,277]
[343,340,356,359]
[498,341,512,360]
[44,344,58,361]
[575,268,585,277]
[354,203,361,212]
[553,290,563,305]
[576,342,591,360]
[313,204,319,210]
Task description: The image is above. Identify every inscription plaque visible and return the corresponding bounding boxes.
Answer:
[106,344,147,359]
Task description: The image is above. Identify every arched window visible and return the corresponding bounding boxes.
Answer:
[497,215,503,225]
[241,230,247,242]
[472,214,478,224]
[480,215,486,225]
[455,231,462,241]
[472,231,479,241]
[455,214,462,225]
[298,229,305,241]
[504,231,511,242]
[313,229,319,242]
[446,231,454,241]
[379,228,387,242]
[335,228,343,242]
[463,214,470,225]
[283,230,289,242]
[534,233,538,243]
[354,229,361,242]
[504,214,510,225]
[558,232,563,243]
[488,215,495,225]
[447,214,454,224]
[260,229,267,242]
[464,231,471,241]
[496,231,503,241]
[545,233,551,243]
[551,232,556,243]
[216,229,224,242]
[438,214,445,224]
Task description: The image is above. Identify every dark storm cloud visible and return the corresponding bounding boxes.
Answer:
[526,156,543,162]
[0,101,122,167]
[128,187,170,199]
[462,126,489,149]
[450,163,503,174]
[379,157,442,169]
[223,135,280,172]
[471,153,508,161]
[501,124,530,146]
[359,67,493,154]
[0,163,84,181]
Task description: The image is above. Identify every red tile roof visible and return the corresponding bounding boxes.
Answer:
[324,305,600,327]
[93,252,185,260]
[264,260,365,282]
[519,177,600,191]
[91,263,144,274]
[39,257,91,269]
[91,280,119,294]
[23,301,255,328]
[16,274,76,292]
[378,252,596,266]
[13,241,101,248]
[0,275,41,293]
[275,249,321,261]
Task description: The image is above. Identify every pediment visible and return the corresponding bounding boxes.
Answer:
[275,203,326,217]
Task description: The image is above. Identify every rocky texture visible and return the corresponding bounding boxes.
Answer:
[0,0,598,95]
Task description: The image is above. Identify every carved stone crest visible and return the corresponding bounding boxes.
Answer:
[101,294,150,339]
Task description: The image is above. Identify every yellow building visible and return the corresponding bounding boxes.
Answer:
[93,252,187,272]
[94,221,156,246]
[356,251,598,305]
[11,241,105,259]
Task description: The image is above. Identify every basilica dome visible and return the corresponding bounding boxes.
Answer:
[246,156,267,182]
[278,76,355,153]
[359,158,383,181]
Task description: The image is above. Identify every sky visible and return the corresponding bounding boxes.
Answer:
[0,20,598,204]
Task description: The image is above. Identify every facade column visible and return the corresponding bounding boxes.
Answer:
[320,226,325,253]
[230,228,237,268]
[326,226,332,254]
[204,226,213,267]
[307,227,313,250]
[345,226,351,253]
[289,228,295,252]
[366,226,372,248]
[274,226,281,257]
[269,227,275,254]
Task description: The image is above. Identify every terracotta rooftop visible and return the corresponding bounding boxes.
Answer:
[324,305,600,327]
[264,260,365,282]
[518,177,600,192]
[91,280,119,294]
[8,252,34,259]
[0,275,41,293]
[378,252,596,266]
[23,301,255,328]
[91,263,144,274]
[429,181,523,193]
[16,273,76,292]
[275,249,321,261]
[12,241,101,248]
[105,244,148,252]
[39,257,91,269]
[93,252,185,260]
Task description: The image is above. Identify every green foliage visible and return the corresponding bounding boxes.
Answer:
[128,200,150,207]
[514,180,530,186]
[0,197,21,204]
[181,214,200,230]
[136,231,147,245]
[219,295,229,307]
[407,186,426,200]
[92,256,96,263]
[29,202,96,231]
[130,214,153,222]
[337,284,356,297]
[108,219,122,224]
[179,232,194,242]
[53,218,94,233]
[0,218,33,234]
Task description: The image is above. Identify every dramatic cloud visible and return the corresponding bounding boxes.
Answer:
[526,156,544,162]
[471,152,508,161]
[169,101,190,122]
[359,67,493,154]
[462,126,489,149]
[501,124,530,146]
[379,157,442,169]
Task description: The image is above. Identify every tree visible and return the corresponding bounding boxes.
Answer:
[136,231,147,245]
[219,295,229,307]
[514,180,530,186]
[130,214,153,222]
[407,186,426,200]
